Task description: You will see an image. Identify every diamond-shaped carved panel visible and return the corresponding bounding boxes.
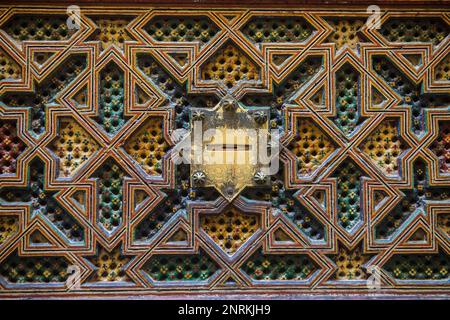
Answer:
[201,207,260,255]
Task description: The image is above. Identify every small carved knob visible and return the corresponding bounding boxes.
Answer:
[253,111,267,124]
[253,171,267,184]
[192,110,205,121]
[222,98,237,111]
[192,171,207,185]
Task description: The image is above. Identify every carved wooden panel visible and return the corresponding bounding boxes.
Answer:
[0,4,449,298]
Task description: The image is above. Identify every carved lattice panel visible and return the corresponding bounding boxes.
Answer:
[0,4,449,298]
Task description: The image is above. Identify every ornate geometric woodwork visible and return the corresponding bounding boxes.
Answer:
[0,3,449,299]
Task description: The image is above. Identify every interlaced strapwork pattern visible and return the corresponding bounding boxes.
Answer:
[134,165,219,243]
[243,55,323,130]
[1,54,86,136]
[373,55,450,135]
[0,158,84,243]
[137,53,218,129]
[375,160,450,240]
[242,173,325,241]
[0,7,449,297]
